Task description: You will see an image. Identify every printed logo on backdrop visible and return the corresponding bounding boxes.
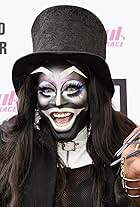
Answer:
[106,26,125,47]
[0,23,7,54]
[0,91,17,113]
[0,79,127,123]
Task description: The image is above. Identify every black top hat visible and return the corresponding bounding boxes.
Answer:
[12,5,114,97]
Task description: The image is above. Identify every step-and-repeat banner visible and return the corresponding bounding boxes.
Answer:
[0,0,140,125]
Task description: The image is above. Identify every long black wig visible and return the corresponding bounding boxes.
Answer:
[0,60,137,207]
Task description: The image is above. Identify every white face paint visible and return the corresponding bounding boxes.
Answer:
[36,66,88,132]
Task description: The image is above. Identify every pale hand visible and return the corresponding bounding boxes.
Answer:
[121,126,140,202]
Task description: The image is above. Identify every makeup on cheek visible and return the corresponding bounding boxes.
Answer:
[37,71,88,110]
[37,84,88,133]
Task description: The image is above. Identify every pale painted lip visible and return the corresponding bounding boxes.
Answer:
[51,112,74,126]
[47,107,80,114]
[51,112,73,119]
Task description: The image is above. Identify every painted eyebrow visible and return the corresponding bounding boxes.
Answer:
[30,66,88,79]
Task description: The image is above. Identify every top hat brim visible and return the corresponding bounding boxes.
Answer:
[12,51,114,97]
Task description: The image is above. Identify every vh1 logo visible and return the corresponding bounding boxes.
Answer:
[106,27,125,47]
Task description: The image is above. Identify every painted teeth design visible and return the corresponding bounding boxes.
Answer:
[52,112,71,118]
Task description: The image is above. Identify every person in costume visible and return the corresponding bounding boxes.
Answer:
[0,5,140,207]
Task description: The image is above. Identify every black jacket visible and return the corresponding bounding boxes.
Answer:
[0,137,135,207]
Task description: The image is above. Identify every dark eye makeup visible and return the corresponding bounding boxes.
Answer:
[64,82,84,96]
[38,86,54,97]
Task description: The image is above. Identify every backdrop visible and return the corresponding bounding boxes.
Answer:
[0,0,140,125]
